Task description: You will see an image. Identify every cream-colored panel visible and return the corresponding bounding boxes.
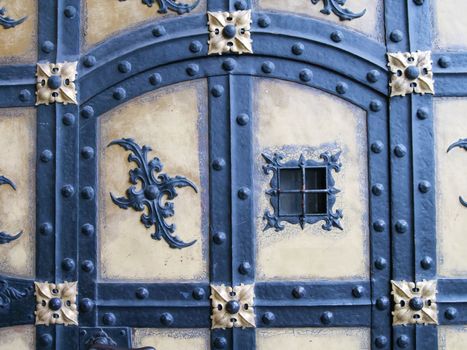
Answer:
[0,0,37,64]
[133,329,209,350]
[0,325,35,350]
[83,0,206,49]
[256,0,384,43]
[0,109,35,278]
[439,326,467,350]
[99,80,208,281]
[435,98,467,277]
[255,79,369,280]
[257,328,370,350]
[434,0,467,50]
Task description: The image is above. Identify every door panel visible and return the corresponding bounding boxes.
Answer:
[0,325,35,350]
[132,328,210,349]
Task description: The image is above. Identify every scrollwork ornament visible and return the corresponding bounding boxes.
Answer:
[447,138,467,207]
[118,0,200,14]
[0,6,27,29]
[34,281,78,326]
[310,0,366,21]
[0,175,22,244]
[0,280,29,308]
[108,138,198,249]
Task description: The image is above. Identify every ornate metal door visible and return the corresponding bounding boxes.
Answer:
[1,0,467,349]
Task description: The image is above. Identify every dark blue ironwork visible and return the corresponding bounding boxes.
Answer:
[310,0,366,21]
[118,0,200,14]
[0,6,27,29]
[0,279,29,308]
[447,139,467,207]
[0,275,34,327]
[0,176,22,244]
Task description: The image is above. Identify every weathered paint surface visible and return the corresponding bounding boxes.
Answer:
[133,328,210,349]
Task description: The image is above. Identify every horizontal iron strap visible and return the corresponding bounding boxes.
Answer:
[0,276,34,327]
[437,278,467,302]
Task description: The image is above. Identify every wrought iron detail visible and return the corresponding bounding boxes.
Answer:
[108,138,198,249]
[210,284,256,329]
[36,62,78,105]
[0,6,27,29]
[0,176,22,244]
[310,0,366,21]
[207,10,253,55]
[447,138,467,207]
[391,280,438,325]
[118,0,200,14]
[0,280,29,308]
[34,281,78,326]
[387,51,434,97]
[262,152,343,232]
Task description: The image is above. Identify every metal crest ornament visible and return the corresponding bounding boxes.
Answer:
[447,138,467,207]
[310,0,366,21]
[36,62,78,105]
[34,281,78,326]
[0,280,29,308]
[391,280,438,326]
[108,138,198,249]
[262,151,343,232]
[118,0,200,14]
[0,6,27,29]
[387,51,434,97]
[207,10,253,55]
[210,284,256,329]
[0,175,22,244]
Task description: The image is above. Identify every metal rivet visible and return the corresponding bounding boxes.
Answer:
[438,56,451,68]
[238,262,251,275]
[372,183,384,196]
[64,5,77,18]
[149,73,162,86]
[62,113,75,126]
[118,61,131,73]
[292,286,306,299]
[395,220,408,234]
[222,58,236,72]
[419,180,431,193]
[81,186,95,200]
[367,70,380,83]
[120,330,126,336]
[39,222,53,236]
[213,232,226,245]
[186,63,200,76]
[258,15,271,28]
[81,260,94,273]
[370,100,382,112]
[292,42,304,55]
[41,41,55,54]
[375,257,387,270]
[375,335,388,348]
[81,106,94,119]
[160,312,174,326]
[19,89,31,102]
[81,146,94,160]
[103,312,116,326]
[237,113,249,126]
[397,335,410,348]
[420,256,433,270]
[371,141,384,154]
[376,296,389,310]
[238,187,250,200]
[192,287,205,300]
[39,333,53,347]
[330,31,343,42]
[152,25,166,37]
[40,150,53,163]
[79,298,94,313]
[83,55,96,68]
[113,87,126,100]
[352,285,364,298]
[211,85,224,97]
[61,184,74,198]
[320,311,333,325]
[416,107,429,120]
[81,223,94,236]
[394,144,407,158]
[212,158,226,171]
[136,287,149,300]
[390,30,403,42]
[61,258,75,271]
[413,0,424,5]
[262,61,275,74]
[234,0,247,10]
[373,219,386,232]
[80,330,87,336]
[445,307,458,320]
[189,40,202,53]
[336,82,348,94]
[299,69,313,82]
[262,312,276,325]
[213,337,227,349]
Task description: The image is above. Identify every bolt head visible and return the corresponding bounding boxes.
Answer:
[47,75,62,90]
[222,25,237,39]
[48,297,62,311]
[226,300,240,314]
[409,297,424,311]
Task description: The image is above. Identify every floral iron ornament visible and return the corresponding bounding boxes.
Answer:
[0,280,29,308]
[118,0,200,14]
[310,0,366,21]
[34,281,78,326]
[0,6,27,29]
[0,175,22,244]
[210,284,256,329]
[447,138,467,207]
[108,138,198,249]
[36,62,78,105]
[391,280,438,325]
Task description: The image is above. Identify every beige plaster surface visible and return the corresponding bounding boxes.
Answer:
[133,329,209,349]
[256,0,384,43]
[83,0,206,49]
[434,0,467,50]
[0,325,35,350]
[255,79,369,280]
[0,109,35,278]
[99,80,208,281]
[0,0,37,64]
[435,98,467,277]
[256,328,370,350]
[439,326,467,350]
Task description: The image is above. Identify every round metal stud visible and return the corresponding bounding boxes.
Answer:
[416,107,429,120]
[258,15,271,28]
[192,287,205,300]
[186,63,200,76]
[397,335,410,348]
[367,70,380,83]
[212,158,226,171]
[409,297,424,311]
[81,146,94,159]
[103,312,116,325]
[375,257,387,270]
[64,5,77,18]
[395,220,408,234]
[81,106,95,119]
[149,73,162,86]
[394,144,407,158]
[420,256,433,270]
[336,82,348,94]
[61,258,75,271]
[292,42,304,55]
[81,186,95,200]
[413,0,424,4]
[390,30,404,42]
[375,335,388,348]
[62,113,75,125]
[213,231,226,245]
[262,312,276,325]
[376,296,389,310]
[370,100,383,112]
[81,260,94,273]
[152,25,166,37]
[299,69,313,82]
[222,58,236,72]
[226,300,240,314]
[418,180,431,193]
[213,337,227,349]
[445,307,458,320]
[40,150,53,163]
[81,223,94,236]
[405,66,420,80]
[352,285,364,298]
[79,298,94,313]
[211,85,224,97]
[372,183,384,196]
[238,187,250,200]
[160,312,174,326]
[236,113,249,126]
[47,75,62,90]
[189,40,202,53]
[234,0,247,10]
[320,311,333,325]
[48,297,62,311]
[330,30,343,43]
[371,141,384,154]
[83,55,96,68]
[373,220,386,232]
[438,56,451,68]
[238,261,251,275]
[39,333,53,347]
[118,61,131,74]
[292,286,306,299]
[136,287,149,300]
[19,89,31,102]
[113,87,126,100]
[40,222,53,236]
[222,24,237,39]
[262,61,275,74]
[61,184,74,198]
[41,41,55,54]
